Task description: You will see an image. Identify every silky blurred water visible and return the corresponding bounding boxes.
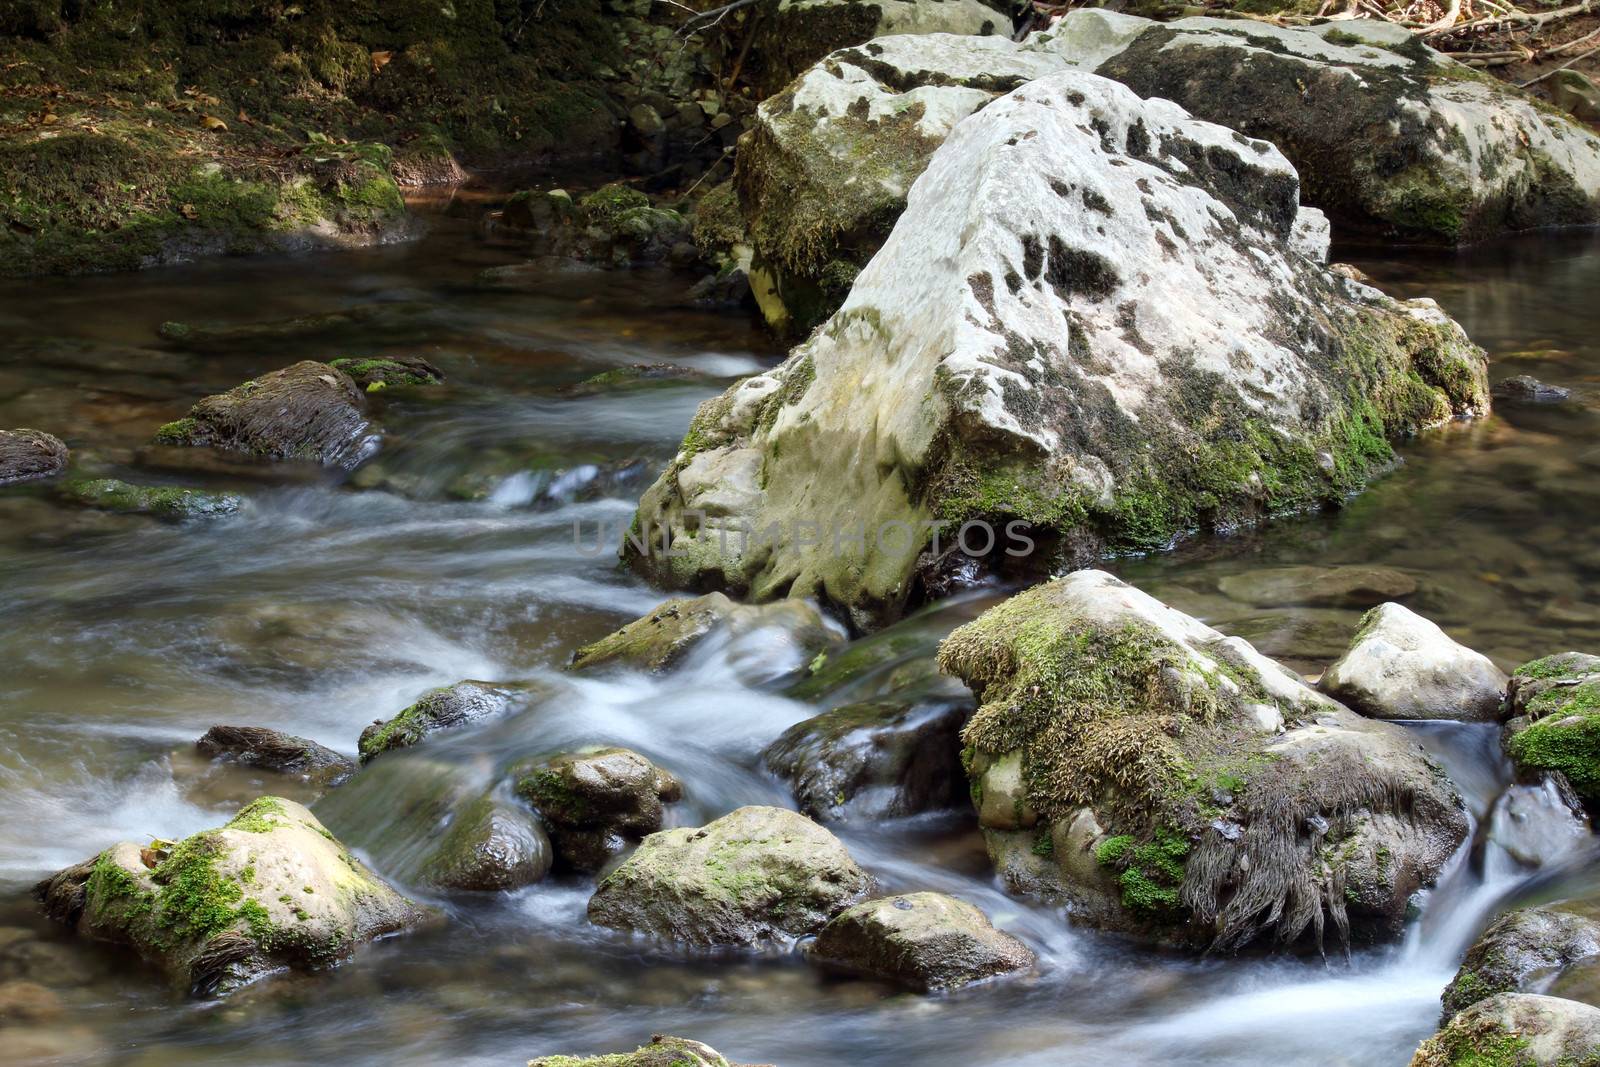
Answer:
[0,208,1597,1065]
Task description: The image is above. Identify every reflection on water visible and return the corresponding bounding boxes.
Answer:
[0,213,1597,1065]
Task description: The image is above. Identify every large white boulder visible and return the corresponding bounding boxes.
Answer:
[631,70,1487,628]
[1320,602,1509,721]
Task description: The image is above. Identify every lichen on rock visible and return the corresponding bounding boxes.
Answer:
[937,570,1467,951]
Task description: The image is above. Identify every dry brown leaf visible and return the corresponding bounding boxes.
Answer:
[179,203,199,219]
[370,50,393,73]
[200,114,228,131]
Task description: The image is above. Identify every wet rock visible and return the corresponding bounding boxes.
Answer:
[61,478,240,519]
[587,805,873,946]
[1441,904,1600,1020]
[630,68,1486,630]
[1493,375,1572,405]
[804,891,1034,992]
[762,679,972,821]
[529,1035,757,1067]
[196,726,355,789]
[33,797,430,997]
[1217,566,1419,609]
[153,361,374,468]
[569,593,840,681]
[1550,69,1600,126]
[513,747,682,872]
[563,363,704,397]
[156,303,433,350]
[1412,993,1600,1066]
[1503,654,1600,803]
[419,792,553,892]
[327,356,444,393]
[751,0,1004,93]
[0,429,68,486]
[0,979,63,1023]
[498,183,690,268]
[1320,603,1508,722]
[501,188,575,232]
[940,570,1468,951]
[359,681,525,763]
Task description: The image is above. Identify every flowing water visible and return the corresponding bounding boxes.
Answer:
[1,203,1598,1066]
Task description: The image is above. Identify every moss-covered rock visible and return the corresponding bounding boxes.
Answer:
[938,570,1467,951]
[628,69,1488,630]
[418,792,553,892]
[1504,654,1600,803]
[358,680,524,763]
[804,891,1034,991]
[61,478,241,519]
[0,429,68,486]
[513,747,682,872]
[528,1035,756,1067]
[1441,902,1600,1022]
[153,361,373,468]
[1411,993,1600,1066]
[32,797,430,997]
[586,805,873,946]
[195,725,356,789]
[762,677,971,821]
[327,356,443,393]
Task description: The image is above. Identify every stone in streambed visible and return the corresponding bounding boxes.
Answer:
[327,356,443,392]
[1411,993,1600,1066]
[586,805,873,946]
[763,678,972,821]
[419,792,552,892]
[1216,565,1418,609]
[1320,602,1508,722]
[1493,375,1572,405]
[196,725,355,789]
[1441,902,1600,1021]
[1502,653,1600,803]
[805,891,1034,992]
[529,1035,760,1067]
[153,361,374,468]
[941,570,1467,951]
[33,797,430,997]
[358,681,527,763]
[0,429,68,486]
[62,478,240,519]
[513,747,682,872]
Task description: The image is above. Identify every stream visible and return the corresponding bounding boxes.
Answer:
[1,201,1598,1065]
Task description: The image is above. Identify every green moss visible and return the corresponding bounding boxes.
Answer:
[227,797,290,834]
[63,477,240,519]
[515,767,594,825]
[1507,694,1600,799]
[149,833,248,943]
[579,183,650,226]
[1096,828,1190,913]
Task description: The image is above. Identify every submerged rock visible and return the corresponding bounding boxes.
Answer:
[529,1035,757,1067]
[763,678,971,821]
[327,356,443,393]
[1493,375,1572,405]
[586,805,873,946]
[1216,565,1419,609]
[61,478,240,519]
[1320,603,1508,722]
[1503,654,1600,803]
[358,681,525,763]
[154,361,374,468]
[938,570,1467,951]
[195,726,355,789]
[1412,993,1600,1066]
[33,798,429,997]
[513,747,682,872]
[1442,903,1600,1021]
[569,593,840,681]
[805,891,1034,991]
[419,792,553,892]
[496,182,690,268]
[630,69,1487,629]
[0,429,68,486]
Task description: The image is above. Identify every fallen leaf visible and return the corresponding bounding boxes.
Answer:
[180,203,198,219]
[200,114,228,131]
[40,112,58,125]
[371,50,393,73]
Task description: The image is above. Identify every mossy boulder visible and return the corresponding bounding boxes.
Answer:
[628,70,1488,630]
[570,593,840,682]
[762,677,972,821]
[418,792,553,892]
[804,891,1034,991]
[327,356,443,393]
[154,361,373,468]
[61,478,241,519]
[938,570,1467,951]
[195,726,356,789]
[1503,654,1600,803]
[0,429,68,486]
[513,747,682,872]
[586,805,873,946]
[358,680,525,763]
[1411,993,1600,1066]
[1441,902,1600,1022]
[1064,11,1600,244]
[1320,602,1508,722]
[529,1035,757,1067]
[32,797,430,997]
